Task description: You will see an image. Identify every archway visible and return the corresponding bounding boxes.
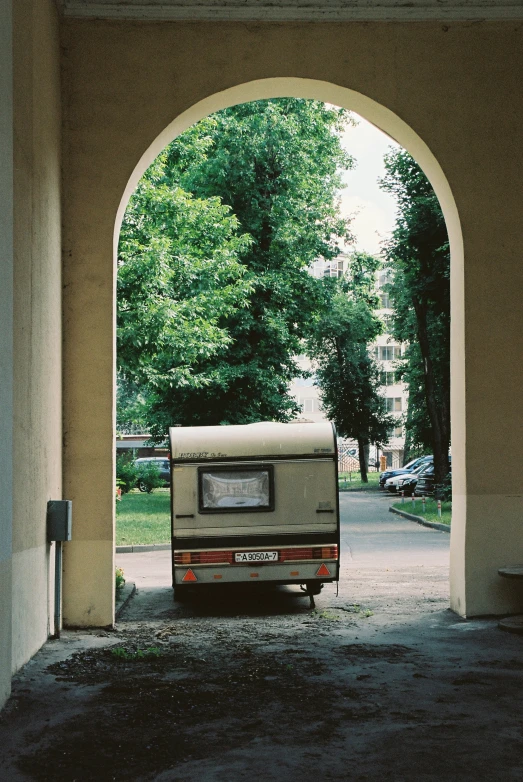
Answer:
[112,77,465,616]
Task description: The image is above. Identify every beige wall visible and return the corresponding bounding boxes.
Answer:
[10,0,62,681]
[60,19,522,620]
[0,0,14,710]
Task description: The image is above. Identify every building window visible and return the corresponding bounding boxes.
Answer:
[302,398,316,413]
[387,425,404,439]
[380,371,397,386]
[380,371,401,385]
[326,259,345,278]
[309,258,346,279]
[385,397,402,412]
[380,293,391,308]
[377,345,401,361]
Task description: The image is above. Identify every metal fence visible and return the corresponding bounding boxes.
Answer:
[337,453,379,474]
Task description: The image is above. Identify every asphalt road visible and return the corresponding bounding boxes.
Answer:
[339,491,449,568]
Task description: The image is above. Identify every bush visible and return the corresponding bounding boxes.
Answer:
[116,455,138,493]
[434,473,452,503]
[115,567,125,591]
[136,461,164,493]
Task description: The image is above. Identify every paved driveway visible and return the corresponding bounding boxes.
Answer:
[116,489,449,591]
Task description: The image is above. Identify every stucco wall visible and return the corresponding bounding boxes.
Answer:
[0,0,14,710]
[61,19,522,620]
[9,0,62,676]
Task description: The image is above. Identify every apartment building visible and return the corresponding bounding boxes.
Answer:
[289,258,408,468]
[374,270,408,468]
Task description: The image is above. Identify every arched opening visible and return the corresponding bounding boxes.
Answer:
[113,77,464,614]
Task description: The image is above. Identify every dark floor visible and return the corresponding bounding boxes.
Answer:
[1,493,522,782]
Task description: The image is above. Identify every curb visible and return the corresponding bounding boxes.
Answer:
[389,505,450,533]
[338,487,382,493]
[115,581,136,619]
[116,543,171,553]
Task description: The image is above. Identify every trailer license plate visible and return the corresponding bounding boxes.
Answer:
[235,551,278,563]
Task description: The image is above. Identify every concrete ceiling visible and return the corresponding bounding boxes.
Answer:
[59,0,523,22]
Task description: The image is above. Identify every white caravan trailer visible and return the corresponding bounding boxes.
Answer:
[169,421,340,598]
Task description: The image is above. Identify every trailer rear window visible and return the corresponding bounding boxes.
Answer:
[198,466,274,513]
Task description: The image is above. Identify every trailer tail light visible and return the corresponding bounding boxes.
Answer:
[279,546,338,563]
[315,546,338,560]
[174,551,233,565]
[175,546,337,565]
[279,548,312,562]
[199,551,234,564]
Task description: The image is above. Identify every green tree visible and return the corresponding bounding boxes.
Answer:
[379,149,450,483]
[118,99,353,437]
[306,253,394,483]
[116,375,150,435]
[117,151,253,439]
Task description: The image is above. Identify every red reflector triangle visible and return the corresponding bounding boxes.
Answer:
[316,563,331,577]
[182,568,197,583]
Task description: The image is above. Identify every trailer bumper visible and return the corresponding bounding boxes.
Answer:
[174,560,338,586]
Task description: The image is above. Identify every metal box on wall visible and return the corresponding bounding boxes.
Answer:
[47,500,72,542]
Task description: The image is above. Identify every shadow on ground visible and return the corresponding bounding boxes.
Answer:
[2,571,523,782]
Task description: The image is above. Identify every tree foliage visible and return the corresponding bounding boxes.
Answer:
[306,253,394,482]
[116,376,151,435]
[379,149,450,481]
[118,99,353,438]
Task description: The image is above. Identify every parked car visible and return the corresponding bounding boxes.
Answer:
[385,461,430,494]
[394,472,419,496]
[379,455,433,488]
[134,457,171,492]
[414,460,452,497]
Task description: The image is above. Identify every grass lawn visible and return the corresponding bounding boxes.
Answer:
[339,471,380,491]
[116,488,171,546]
[392,496,451,526]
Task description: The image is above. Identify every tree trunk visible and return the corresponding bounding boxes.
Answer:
[358,438,368,483]
[412,297,450,484]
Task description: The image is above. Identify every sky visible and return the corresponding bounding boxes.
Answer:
[338,114,401,256]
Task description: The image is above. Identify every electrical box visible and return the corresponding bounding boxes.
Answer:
[47,500,72,542]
